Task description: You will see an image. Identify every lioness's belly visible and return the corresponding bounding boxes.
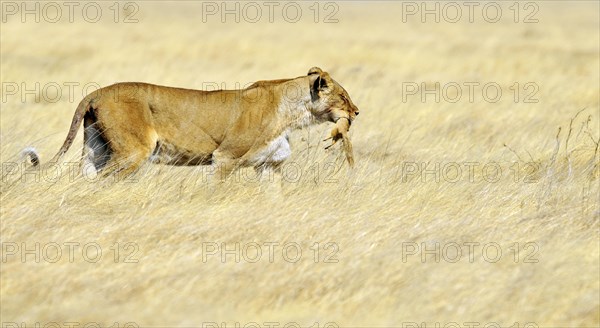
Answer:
[151,138,215,166]
[151,133,291,167]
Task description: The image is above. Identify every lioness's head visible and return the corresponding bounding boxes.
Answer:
[307,67,360,124]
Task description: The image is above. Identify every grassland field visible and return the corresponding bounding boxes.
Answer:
[0,1,599,326]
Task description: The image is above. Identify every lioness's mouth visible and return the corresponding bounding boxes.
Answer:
[336,116,352,128]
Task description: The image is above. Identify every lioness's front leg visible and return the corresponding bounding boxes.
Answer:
[209,149,239,181]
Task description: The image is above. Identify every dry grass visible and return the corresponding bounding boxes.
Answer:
[1,2,599,326]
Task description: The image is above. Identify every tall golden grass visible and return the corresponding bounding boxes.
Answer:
[1,2,598,326]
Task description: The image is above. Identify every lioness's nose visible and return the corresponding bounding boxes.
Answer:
[355,112,360,116]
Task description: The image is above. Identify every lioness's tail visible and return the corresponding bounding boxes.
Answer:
[23,95,94,167]
[21,147,40,166]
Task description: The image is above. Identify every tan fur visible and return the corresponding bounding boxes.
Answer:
[27,67,360,179]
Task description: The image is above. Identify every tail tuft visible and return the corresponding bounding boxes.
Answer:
[21,147,40,166]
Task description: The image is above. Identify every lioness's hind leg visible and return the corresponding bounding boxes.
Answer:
[101,152,150,179]
[99,139,155,180]
[95,102,157,180]
[81,111,111,179]
[99,127,156,179]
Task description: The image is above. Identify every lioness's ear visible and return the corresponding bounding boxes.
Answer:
[309,72,329,102]
[309,71,330,91]
[308,67,323,75]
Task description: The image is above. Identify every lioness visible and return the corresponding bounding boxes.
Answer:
[24,67,359,179]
